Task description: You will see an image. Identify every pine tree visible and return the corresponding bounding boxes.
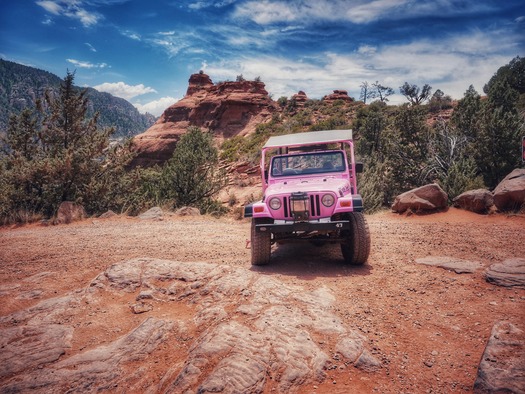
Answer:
[162,127,228,209]
[0,71,117,219]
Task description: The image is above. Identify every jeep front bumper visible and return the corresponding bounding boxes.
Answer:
[254,219,350,233]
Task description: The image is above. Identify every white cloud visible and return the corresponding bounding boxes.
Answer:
[204,28,518,104]
[93,82,157,100]
[36,0,101,27]
[36,0,63,15]
[188,0,237,10]
[121,30,141,41]
[85,42,97,52]
[67,59,108,68]
[75,8,99,26]
[133,96,178,116]
[233,0,495,25]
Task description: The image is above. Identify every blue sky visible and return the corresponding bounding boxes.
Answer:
[1,0,524,116]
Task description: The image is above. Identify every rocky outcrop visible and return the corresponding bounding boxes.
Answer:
[0,258,380,393]
[492,168,525,211]
[291,90,308,107]
[453,189,494,214]
[131,73,278,167]
[392,184,448,214]
[323,89,353,103]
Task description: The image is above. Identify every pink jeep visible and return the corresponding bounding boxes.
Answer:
[244,129,371,266]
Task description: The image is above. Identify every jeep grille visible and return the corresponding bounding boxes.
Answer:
[283,193,322,219]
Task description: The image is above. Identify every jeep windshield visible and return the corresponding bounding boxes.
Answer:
[270,151,346,177]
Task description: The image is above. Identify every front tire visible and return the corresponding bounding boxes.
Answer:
[251,219,272,266]
[341,212,371,265]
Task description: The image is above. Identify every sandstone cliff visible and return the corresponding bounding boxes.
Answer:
[131,73,278,167]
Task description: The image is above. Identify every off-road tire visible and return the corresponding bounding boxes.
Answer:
[251,219,272,266]
[341,212,371,265]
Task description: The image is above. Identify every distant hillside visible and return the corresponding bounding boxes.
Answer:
[0,59,156,137]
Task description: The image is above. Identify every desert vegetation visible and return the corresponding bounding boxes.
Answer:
[1,57,523,223]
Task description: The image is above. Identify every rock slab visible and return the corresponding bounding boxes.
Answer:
[0,258,380,393]
[485,258,525,289]
[474,321,525,393]
[416,256,482,274]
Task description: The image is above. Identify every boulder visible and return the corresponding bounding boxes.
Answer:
[392,184,448,214]
[485,258,525,289]
[53,201,86,224]
[453,189,494,213]
[474,321,525,393]
[130,73,278,167]
[138,207,163,220]
[98,210,117,219]
[492,168,525,211]
[175,206,201,216]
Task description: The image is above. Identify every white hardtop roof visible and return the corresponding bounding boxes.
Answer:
[263,129,353,149]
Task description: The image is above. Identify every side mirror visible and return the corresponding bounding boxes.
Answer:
[355,162,364,173]
[264,169,269,183]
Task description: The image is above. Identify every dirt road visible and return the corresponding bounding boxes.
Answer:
[0,208,524,392]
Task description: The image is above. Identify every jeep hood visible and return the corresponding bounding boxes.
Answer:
[266,177,350,196]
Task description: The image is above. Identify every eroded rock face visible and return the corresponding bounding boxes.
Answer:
[0,258,379,393]
[453,189,494,214]
[131,73,278,167]
[492,168,525,211]
[392,184,448,214]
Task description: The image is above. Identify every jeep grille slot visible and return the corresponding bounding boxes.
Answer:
[283,196,289,217]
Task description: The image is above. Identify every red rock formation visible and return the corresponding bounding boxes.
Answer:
[291,91,308,107]
[131,73,278,167]
[322,90,353,103]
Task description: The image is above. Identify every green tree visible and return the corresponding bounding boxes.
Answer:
[370,81,395,102]
[0,71,121,220]
[484,56,525,95]
[385,105,431,193]
[162,127,228,209]
[450,85,482,142]
[277,96,288,108]
[478,78,522,187]
[399,82,432,105]
[354,100,389,159]
[426,118,484,200]
[428,89,453,113]
[452,74,522,189]
[359,81,371,104]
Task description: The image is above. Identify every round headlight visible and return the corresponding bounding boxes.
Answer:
[321,194,335,207]
[269,197,282,210]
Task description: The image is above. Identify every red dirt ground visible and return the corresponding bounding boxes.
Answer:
[1,208,524,393]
